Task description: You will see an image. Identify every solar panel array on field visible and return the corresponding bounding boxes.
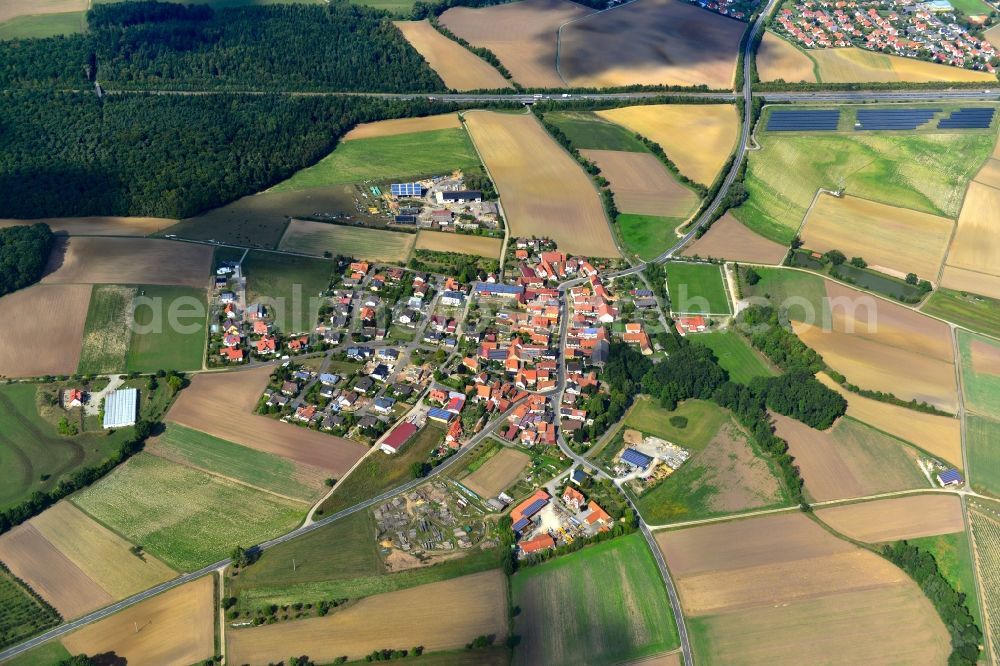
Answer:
[939,107,996,129]
[766,110,841,131]
[855,108,940,130]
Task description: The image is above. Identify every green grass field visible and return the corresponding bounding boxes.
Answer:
[617,214,683,261]
[666,262,731,315]
[315,424,445,517]
[0,383,129,512]
[392,649,511,666]
[624,398,729,450]
[126,285,207,373]
[150,424,320,502]
[742,267,828,323]
[0,566,61,651]
[908,532,982,630]
[77,285,135,375]
[733,130,993,243]
[72,453,304,572]
[0,640,71,666]
[511,533,678,666]
[923,289,1000,337]
[228,509,501,610]
[351,0,414,10]
[948,0,992,13]
[244,250,332,333]
[692,331,778,384]
[968,415,1000,497]
[279,221,415,262]
[0,11,86,40]
[543,112,649,152]
[271,129,479,192]
[958,330,1000,417]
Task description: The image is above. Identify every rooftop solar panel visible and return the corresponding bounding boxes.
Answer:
[521,498,547,518]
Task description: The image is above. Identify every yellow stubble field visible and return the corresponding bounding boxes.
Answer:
[757,31,817,83]
[579,149,699,218]
[810,46,996,83]
[394,21,511,91]
[816,495,965,543]
[682,213,789,264]
[343,113,462,141]
[942,180,1000,299]
[464,111,617,256]
[415,230,502,258]
[0,217,173,236]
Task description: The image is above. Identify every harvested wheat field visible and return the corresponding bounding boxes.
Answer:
[31,502,176,599]
[757,31,817,83]
[0,522,112,619]
[682,213,788,264]
[61,575,214,666]
[596,105,739,186]
[463,448,531,498]
[816,495,964,543]
[168,366,367,475]
[0,283,90,377]
[441,0,591,88]
[0,0,85,24]
[343,113,462,141]
[464,111,616,256]
[580,149,699,218]
[801,194,953,279]
[416,230,502,258]
[559,0,743,89]
[810,47,996,83]
[394,21,512,91]
[228,570,507,665]
[657,513,950,664]
[279,220,416,262]
[0,217,172,236]
[793,281,958,412]
[816,373,963,467]
[42,237,212,288]
[773,413,926,502]
[942,181,1000,299]
[973,157,1000,190]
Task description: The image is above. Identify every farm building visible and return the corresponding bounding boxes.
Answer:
[103,388,138,429]
[511,489,551,525]
[381,422,420,454]
[436,190,483,204]
[620,447,653,471]
[518,533,556,556]
[937,469,963,487]
[428,407,454,423]
[391,182,423,197]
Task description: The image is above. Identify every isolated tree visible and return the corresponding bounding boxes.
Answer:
[850,256,867,268]
[905,272,919,285]
[823,249,846,265]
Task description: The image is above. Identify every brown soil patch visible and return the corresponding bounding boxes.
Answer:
[971,337,1000,376]
[596,105,739,187]
[464,110,617,256]
[167,366,367,476]
[415,230,502,258]
[227,570,507,665]
[394,21,512,91]
[816,495,965,543]
[682,213,788,264]
[31,502,176,599]
[560,0,743,89]
[61,575,214,666]
[816,373,963,468]
[774,413,926,502]
[0,283,91,378]
[0,523,112,619]
[0,0,86,24]
[579,149,699,218]
[463,447,531,498]
[697,423,783,514]
[801,194,953,280]
[793,281,958,412]
[0,217,173,236]
[623,428,643,445]
[440,0,592,88]
[943,181,1000,291]
[758,31,817,83]
[343,113,462,141]
[42,237,212,288]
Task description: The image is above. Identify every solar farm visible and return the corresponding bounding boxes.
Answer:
[940,107,997,129]
[766,109,840,131]
[766,105,998,133]
[854,108,940,130]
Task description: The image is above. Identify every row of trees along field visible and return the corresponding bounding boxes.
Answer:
[0,224,54,297]
[0,91,466,219]
[0,1,443,92]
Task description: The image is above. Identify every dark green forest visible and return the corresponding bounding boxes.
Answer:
[0,224,54,297]
[0,91,470,219]
[0,1,443,92]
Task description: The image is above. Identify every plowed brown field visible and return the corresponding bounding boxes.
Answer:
[560,0,743,89]
[681,213,788,264]
[0,217,173,236]
[757,31,816,83]
[816,495,965,543]
[61,575,214,666]
[42,237,212,288]
[462,448,530,498]
[394,21,512,91]
[464,111,617,256]
[167,366,367,475]
[227,570,507,665]
[580,149,698,218]
[0,283,91,377]
[343,113,462,141]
